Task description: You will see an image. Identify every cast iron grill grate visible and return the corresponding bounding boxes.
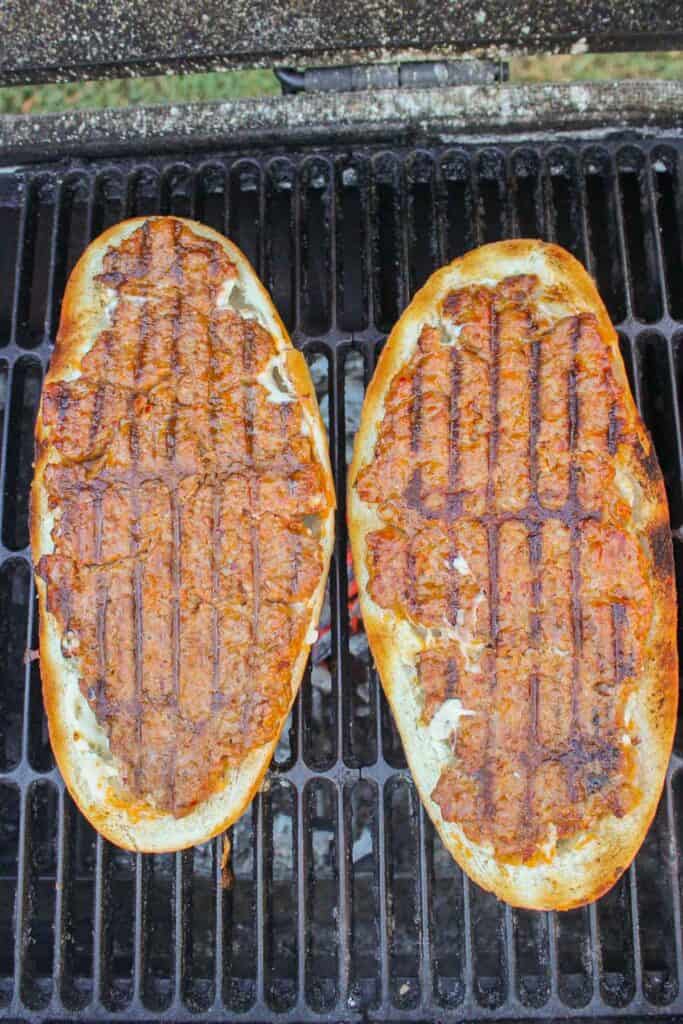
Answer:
[0,134,682,1022]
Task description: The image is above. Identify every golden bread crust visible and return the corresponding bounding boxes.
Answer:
[31,216,335,852]
[348,239,677,910]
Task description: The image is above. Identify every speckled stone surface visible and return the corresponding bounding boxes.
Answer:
[1,81,682,165]
[1,0,682,85]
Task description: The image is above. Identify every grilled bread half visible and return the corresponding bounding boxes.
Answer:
[348,240,677,910]
[31,216,335,852]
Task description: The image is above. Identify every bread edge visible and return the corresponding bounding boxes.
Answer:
[31,215,335,853]
[347,239,678,910]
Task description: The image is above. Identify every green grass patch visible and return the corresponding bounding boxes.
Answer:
[0,53,680,116]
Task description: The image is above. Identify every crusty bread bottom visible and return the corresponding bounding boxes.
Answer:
[31,217,335,852]
[348,240,678,909]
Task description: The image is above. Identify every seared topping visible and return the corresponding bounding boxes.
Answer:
[39,219,330,816]
[357,274,650,863]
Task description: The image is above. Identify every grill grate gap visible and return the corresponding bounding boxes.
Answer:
[0,557,29,771]
[652,147,683,321]
[476,150,507,246]
[101,842,135,1010]
[637,332,683,528]
[348,778,380,1010]
[337,158,368,332]
[429,824,465,1008]
[514,908,551,1008]
[265,158,296,331]
[617,148,663,324]
[2,357,42,552]
[636,794,679,1005]
[470,884,507,1009]
[182,841,216,1011]
[557,906,593,1008]
[91,171,125,238]
[16,178,56,350]
[304,779,339,1011]
[372,154,403,334]
[344,347,376,768]
[441,150,475,262]
[545,148,585,260]
[597,871,636,1007]
[129,167,161,218]
[51,174,90,333]
[265,778,298,1011]
[141,851,174,1011]
[0,782,19,1008]
[385,776,420,1009]
[0,175,23,347]
[512,149,543,239]
[60,795,96,1012]
[20,780,58,1011]
[406,151,438,298]
[584,149,627,323]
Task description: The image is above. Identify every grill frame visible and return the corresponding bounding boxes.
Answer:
[0,127,683,1023]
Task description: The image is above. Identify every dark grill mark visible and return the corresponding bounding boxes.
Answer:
[483,302,499,816]
[567,316,582,801]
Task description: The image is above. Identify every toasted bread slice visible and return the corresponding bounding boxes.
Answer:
[348,240,677,910]
[31,216,335,852]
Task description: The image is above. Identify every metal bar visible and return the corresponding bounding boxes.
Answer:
[588,899,602,1003]
[12,783,28,1009]
[376,777,391,1006]
[665,767,683,996]
[173,851,184,1006]
[51,783,67,1004]
[336,779,350,1009]
[255,792,266,1006]
[417,803,433,1009]
[9,173,29,348]
[462,873,474,1004]
[91,833,105,1007]
[214,834,225,1010]
[132,853,144,1004]
[629,861,644,999]
[504,904,516,1007]
[296,743,307,1010]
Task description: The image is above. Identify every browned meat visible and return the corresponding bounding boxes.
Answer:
[38,219,329,816]
[357,274,652,863]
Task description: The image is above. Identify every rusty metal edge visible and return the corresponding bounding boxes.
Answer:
[0,80,682,166]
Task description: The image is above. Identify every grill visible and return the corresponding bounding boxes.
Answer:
[1,128,683,1021]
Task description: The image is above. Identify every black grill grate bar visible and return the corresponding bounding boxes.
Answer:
[132,854,143,1005]
[417,802,433,1009]
[588,901,602,1005]
[644,162,683,500]
[12,783,28,1010]
[51,783,66,1004]
[172,849,183,1007]
[213,833,225,1011]
[254,792,266,1007]
[296,725,307,1010]
[504,904,517,1008]
[91,832,104,1006]
[643,148,671,321]
[628,861,644,1000]
[7,176,29,350]
[40,179,64,347]
[665,770,683,994]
